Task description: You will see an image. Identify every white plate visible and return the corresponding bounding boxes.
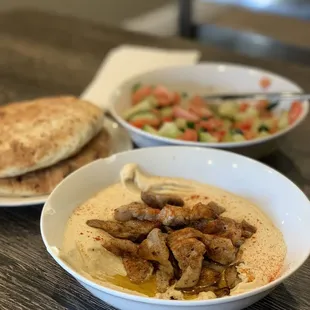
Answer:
[110,62,309,158]
[0,117,132,207]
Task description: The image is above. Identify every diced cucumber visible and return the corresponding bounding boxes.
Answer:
[222,119,233,130]
[143,125,158,135]
[218,101,238,118]
[230,128,243,135]
[258,131,270,138]
[175,118,187,129]
[234,106,259,121]
[232,134,246,142]
[278,111,289,130]
[160,107,173,118]
[123,96,157,120]
[158,122,182,139]
[223,131,233,142]
[129,112,158,122]
[199,132,219,143]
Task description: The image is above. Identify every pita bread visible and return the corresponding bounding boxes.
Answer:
[0,129,111,197]
[0,96,104,177]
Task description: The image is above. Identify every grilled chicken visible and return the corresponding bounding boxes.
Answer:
[100,236,138,257]
[86,219,159,241]
[241,220,257,238]
[138,228,174,292]
[158,202,223,227]
[122,256,154,284]
[114,202,160,222]
[141,191,184,209]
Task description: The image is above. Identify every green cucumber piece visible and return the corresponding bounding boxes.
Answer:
[186,121,195,129]
[175,118,187,129]
[123,97,157,120]
[218,101,238,118]
[258,124,269,132]
[278,111,289,130]
[129,112,158,122]
[158,122,182,139]
[199,132,218,143]
[143,125,158,135]
[160,107,173,118]
[232,134,246,142]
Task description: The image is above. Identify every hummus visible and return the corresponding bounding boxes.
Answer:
[60,164,286,300]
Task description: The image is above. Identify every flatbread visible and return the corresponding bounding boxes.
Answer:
[0,129,111,197]
[0,96,104,177]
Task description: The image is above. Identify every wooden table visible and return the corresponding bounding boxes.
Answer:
[1,9,310,310]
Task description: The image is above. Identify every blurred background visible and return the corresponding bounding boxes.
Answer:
[1,0,310,58]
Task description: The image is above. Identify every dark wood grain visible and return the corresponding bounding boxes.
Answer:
[1,9,310,310]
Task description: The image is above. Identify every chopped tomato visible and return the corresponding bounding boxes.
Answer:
[190,95,206,107]
[189,105,213,118]
[129,119,159,129]
[211,130,226,142]
[153,85,174,106]
[239,102,249,112]
[288,101,302,124]
[179,129,198,141]
[200,118,224,131]
[172,106,200,122]
[172,92,181,105]
[256,99,268,111]
[259,77,271,89]
[244,130,257,140]
[235,119,253,131]
[162,116,173,122]
[131,86,152,105]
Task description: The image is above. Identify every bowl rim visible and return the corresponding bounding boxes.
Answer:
[40,146,310,306]
[110,61,309,148]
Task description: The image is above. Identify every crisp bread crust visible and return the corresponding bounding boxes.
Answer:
[0,96,104,177]
[0,128,111,197]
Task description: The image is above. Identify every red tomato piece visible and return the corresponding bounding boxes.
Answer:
[288,101,302,124]
[239,102,249,112]
[244,130,257,140]
[129,119,159,129]
[199,119,224,131]
[190,95,206,107]
[259,77,271,89]
[235,119,253,131]
[212,130,226,142]
[172,92,181,105]
[179,129,198,141]
[256,99,268,111]
[173,106,200,122]
[131,86,152,105]
[153,85,174,106]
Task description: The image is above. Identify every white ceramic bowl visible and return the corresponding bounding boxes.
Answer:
[41,147,310,310]
[110,63,309,158]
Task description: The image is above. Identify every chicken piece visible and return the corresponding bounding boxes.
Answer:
[100,236,138,257]
[122,256,154,284]
[158,202,219,227]
[167,227,205,245]
[156,264,175,293]
[191,218,224,234]
[169,237,206,289]
[241,220,257,238]
[204,234,237,265]
[179,267,221,294]
[207,201,226,216]
[218,217,243,247]
[213,287,230,297]
[224,265,241,289]
[141,191,184,209]
[138,228,174,293]
[114,202,160,222]
[202,260,226,273]
[86,219,159,241]
[138,228,169,264]
[192,217,244,247]
[158,205,190,226]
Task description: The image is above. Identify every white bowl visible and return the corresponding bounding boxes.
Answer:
[41,147,310,310]
[110,63,309,158]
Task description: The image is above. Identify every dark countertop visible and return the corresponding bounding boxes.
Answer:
[0,9,310,310]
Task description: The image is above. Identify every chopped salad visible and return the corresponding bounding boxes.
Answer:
[122,84,303,143]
